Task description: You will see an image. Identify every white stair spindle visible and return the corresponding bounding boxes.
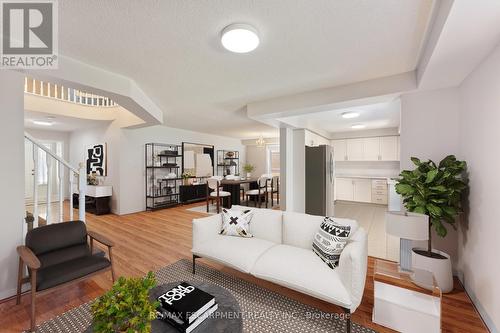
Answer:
[24,77,28,92]
[78,163,86,222]
[58,161,63,222]
[46,156,52,224]
[69,172,74,221]
[31,78,35,94]
[40,80,44,96]
[33,145,39,228]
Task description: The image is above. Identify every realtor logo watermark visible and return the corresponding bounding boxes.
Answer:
[1,0,58,69]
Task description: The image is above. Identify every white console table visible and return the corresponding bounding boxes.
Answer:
[73,185,112,215]
[373,259,442,333]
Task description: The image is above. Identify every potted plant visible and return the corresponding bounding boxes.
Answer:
[91,272,159,333]
[182,171,194,185]
[243,163,255,178]
[395,155,468,292]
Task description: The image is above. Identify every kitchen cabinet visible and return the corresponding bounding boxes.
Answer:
[335,177,388,205]
[346,138,364,161]
[363,137,380,161]
[380,136,399,161]
[334,136,400,161]
[336,178,353,201]
[331,139,347,161]
[353,179,372,203]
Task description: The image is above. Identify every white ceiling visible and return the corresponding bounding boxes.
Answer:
[278,100,400,136]
[58,0,434,138]
[24,111,110,132]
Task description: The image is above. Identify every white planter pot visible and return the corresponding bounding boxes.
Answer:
[412,248,453,293]
[246,173,252,178]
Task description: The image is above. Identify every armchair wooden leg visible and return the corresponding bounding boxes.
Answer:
[216,196,220,214]
[16,257,23,305]
[192,254,200,274]
[30,270,37,332]
[206,195,209,213]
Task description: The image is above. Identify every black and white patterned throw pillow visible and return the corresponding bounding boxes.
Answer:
[312,217,352,269]
[220,208,254,238]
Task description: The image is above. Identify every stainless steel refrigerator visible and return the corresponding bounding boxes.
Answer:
[305,145,335,216]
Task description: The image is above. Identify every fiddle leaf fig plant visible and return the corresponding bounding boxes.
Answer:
[91,272,159,333]
[395,155,468,253]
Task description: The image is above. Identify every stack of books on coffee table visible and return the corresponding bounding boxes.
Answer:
[156,282,218,333]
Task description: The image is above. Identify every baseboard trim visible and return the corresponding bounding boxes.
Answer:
[458,274,498,333]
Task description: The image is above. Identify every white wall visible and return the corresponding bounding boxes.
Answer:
[457,43,500,333]
[70,122,122,213]
[0,71,25,299]
[245,145,267,177]
[400,87,461,269]
[304,129,330,146]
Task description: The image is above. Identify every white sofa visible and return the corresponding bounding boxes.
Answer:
[191,205,368,329]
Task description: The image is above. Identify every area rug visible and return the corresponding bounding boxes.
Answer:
[32,259,376,333]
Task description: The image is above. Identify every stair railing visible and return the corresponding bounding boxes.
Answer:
[24,132,86,227]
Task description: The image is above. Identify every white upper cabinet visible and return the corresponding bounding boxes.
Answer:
[331,139,347,161]
[363,137,380,161]
[335,136,400,161]
[380,136,399,161]
[346,138,364,161]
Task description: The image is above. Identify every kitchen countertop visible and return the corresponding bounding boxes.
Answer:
[335,175,397,180]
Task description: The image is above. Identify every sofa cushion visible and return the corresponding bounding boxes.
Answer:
[26,221,87,256]
[312,218,352,269]
[36,255,111,291]
[192,235,276,273]
[230,205,282,244]
[220,208,253,238]
[283,212,358,250]
[251,245,352,308]
[37,244,91,268]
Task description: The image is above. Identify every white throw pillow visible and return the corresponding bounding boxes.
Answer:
[220,208,254,238]
[312,217,352,269]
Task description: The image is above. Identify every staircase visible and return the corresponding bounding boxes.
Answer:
[24,132,86,232]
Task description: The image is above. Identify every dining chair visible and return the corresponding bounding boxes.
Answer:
[206,177,231,213]
[267,175,280,206]
[245,175,270,208]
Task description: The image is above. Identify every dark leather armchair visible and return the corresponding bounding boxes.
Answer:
[16,221,115,331]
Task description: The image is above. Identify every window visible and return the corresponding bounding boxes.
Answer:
[267,145,280,176]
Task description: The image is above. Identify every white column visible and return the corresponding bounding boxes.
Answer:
[279,127,295,211]
[0,71,25,300]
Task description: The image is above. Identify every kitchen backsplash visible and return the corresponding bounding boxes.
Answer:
[335,161,400,178]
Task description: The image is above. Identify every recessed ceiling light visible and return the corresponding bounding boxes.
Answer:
[221,23,260,53]
[351,124,366,129]
[33,120,53,126]
[341,112,359,119]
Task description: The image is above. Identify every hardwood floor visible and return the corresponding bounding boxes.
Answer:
[0,203,488,333]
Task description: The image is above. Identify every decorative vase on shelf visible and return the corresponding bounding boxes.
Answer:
[183,178,189,186]
[246,172,251,178]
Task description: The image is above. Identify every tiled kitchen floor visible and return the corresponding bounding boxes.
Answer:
[334,201,399,262]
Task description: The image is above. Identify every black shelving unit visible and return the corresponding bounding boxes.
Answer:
[145,143,182,210]
[216,150,240,176]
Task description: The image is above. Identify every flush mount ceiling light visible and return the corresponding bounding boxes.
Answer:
[221,23,260,53]
[32,120,53,126]
[351,124,366,129]
[341,112,360,119]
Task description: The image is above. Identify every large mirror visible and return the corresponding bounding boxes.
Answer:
[182,142,215,177]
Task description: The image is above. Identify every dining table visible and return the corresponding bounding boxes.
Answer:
[220,177,258,206]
